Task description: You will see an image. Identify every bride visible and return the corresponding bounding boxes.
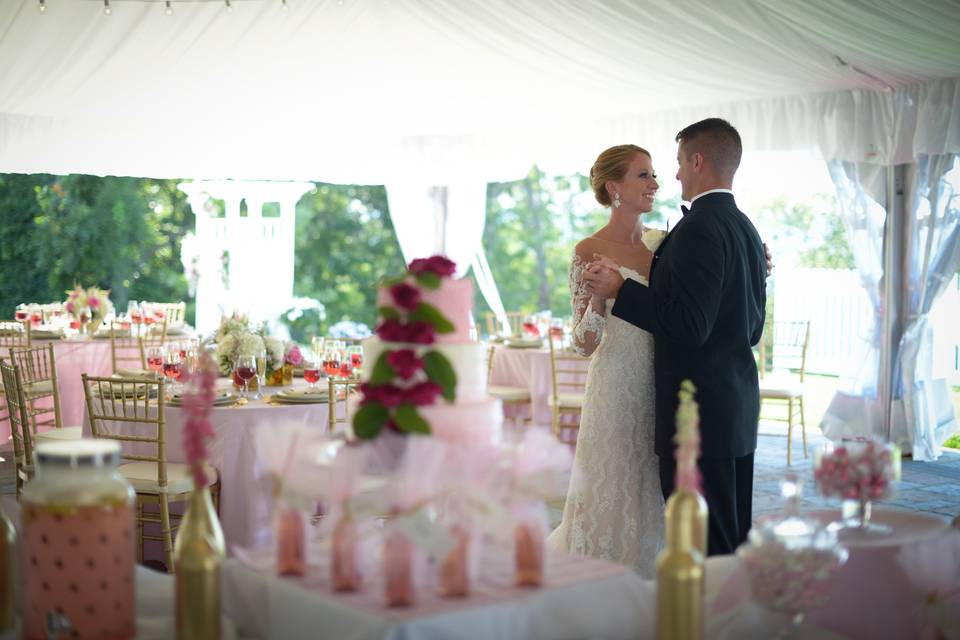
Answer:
[547,144,665,577]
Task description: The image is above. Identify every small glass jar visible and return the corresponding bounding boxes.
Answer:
[22,439,136,640]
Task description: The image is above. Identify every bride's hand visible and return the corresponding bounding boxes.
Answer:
[589,253,621,274]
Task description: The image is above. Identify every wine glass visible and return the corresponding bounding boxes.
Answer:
[146,345,165,376]
[234,355,257,399]
[347,345,363,375]
[522,315,539,338]
[322,347,341,378]
[303,353,321,390]
[14,304,28,322]
[162,350,183,396]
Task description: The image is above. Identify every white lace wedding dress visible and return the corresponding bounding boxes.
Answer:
[546,255,665,577]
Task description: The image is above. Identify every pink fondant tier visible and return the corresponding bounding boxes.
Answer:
[378,277,474,344]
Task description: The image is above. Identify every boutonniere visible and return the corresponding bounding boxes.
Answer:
[641,228,668,253]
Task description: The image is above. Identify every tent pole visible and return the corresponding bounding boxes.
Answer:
[880,164,908,443]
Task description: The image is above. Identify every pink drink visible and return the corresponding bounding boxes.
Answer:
[384,530,416,607]
[276,506,306,577]
[514,522,544,587]
[147,356,163,372]
[303,369,321,384]
[322,360,340,377]
[522,322,539,337]
[339,361,353,378]
[350,354,363,369]
[14,310,27,321]
[332,518,360,592]
[162,362,181,380]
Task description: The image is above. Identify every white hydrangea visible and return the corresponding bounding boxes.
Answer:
[263,336,285,371]
[237,332,266,357]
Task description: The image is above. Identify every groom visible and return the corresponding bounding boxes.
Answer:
[583,118,767,556]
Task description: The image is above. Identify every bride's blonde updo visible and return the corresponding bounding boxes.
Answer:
[589,144,651,206]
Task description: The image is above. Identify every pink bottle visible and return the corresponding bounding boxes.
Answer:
[275,506,306,577]
[22,439,136,640]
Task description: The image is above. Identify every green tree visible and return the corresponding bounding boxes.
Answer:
[755,194,854,269]
[0,173,55,315]
[285,183,405,342]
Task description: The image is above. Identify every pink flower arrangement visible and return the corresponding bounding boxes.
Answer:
[182,352,218,487]
[387,349,423,380]
[285,343,304,366]
[813,439,898,502]
[408,256,456,277]
[390,283,422,311]
[740,544,847,613]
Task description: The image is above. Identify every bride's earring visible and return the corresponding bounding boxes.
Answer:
[613,192,622,208]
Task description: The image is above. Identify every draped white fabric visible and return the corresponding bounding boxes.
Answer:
[1,0,959,182]
[898,155,960,460]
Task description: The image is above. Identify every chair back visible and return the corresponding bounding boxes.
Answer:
[82,374,168,488]
[327,377,360,434]
[759,320,811,381]
[486,344,497,384]
[548,335,589,397]
[483,311,526,338]
[110,322,148,371]
[9,342,62,430]
[0,359,36,495]
[0,321,31,350]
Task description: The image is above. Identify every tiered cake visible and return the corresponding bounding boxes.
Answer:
[353,258,502,445]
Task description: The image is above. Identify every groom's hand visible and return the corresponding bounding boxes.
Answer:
[584,257,625,299]
[764,242,774,276]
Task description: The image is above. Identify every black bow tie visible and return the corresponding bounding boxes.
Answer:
[681,204,691,216]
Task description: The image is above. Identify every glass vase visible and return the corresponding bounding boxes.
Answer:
[175,486,225,640]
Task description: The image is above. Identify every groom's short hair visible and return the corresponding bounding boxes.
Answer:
[676,118,742,178]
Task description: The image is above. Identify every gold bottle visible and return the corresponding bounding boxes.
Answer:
[656,380,708,640]
[175,486,226,640]
[0,507,14,633]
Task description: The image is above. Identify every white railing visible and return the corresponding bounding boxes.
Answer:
[772,268,960,385]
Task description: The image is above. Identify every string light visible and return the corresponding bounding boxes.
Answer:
[165,0,173,15]
[103,0,112,15]
[281,0,288,10]
[37,0,46,13]
[224,0,233,13]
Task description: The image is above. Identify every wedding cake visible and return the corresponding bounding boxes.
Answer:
[352,256,502,445]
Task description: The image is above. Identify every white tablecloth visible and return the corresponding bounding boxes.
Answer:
[81,381,342,551]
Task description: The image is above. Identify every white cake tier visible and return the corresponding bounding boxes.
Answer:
[418,397,503,446]
[361,338,489,403]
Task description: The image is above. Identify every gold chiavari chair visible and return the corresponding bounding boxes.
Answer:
[327,376,361,434]
[483,311,526,339]
[8,343,81,440]
[110,318,168,373]
[0,321,31,350]
[82,373,220,571]
[486,344,532,425]
[547,335,588,439]
[758,320,811,465]
[0,359,36,497]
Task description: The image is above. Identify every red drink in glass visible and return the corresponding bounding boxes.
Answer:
[30,313,41,326]
[339,361,353,378]
[323,360,341,377]
[351,354,363,369]
[162,362,181,380]
[147,356,163,372]
[130,311,141,324]
[303,368,321,384]
[236,366,256,381]
[523,322,539,337]
[14,310,27,321]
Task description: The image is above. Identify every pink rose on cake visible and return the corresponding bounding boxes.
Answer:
[408,256,456,277]
[387,349,423,380]
[390,283,422,311]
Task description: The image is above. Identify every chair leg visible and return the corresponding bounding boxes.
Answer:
[800,396,808,459]
[786,398,794,466]
[136,501,144,564]
[159,496,174,573]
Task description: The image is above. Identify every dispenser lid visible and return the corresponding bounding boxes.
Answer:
[35,439,121,469]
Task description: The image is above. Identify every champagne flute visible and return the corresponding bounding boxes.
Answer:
[253,349,267,400]
[235,355,257,399]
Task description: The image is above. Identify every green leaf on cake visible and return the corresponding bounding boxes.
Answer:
[378,305,401,321]
[421,351,457,402]
[369,352,396,386]
[353,403,389,440]
[414,271,442,290]
[394,403,431,434]
[409,302,455,334]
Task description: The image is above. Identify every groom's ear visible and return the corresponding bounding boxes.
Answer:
[692,152,705,173]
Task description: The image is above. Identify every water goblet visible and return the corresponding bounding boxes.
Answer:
[14,304,28,322]
[522,315,539,338]
[162,350,183,396]
[146,345,165,376]
[347,345,363,375]
[322,347,341,379]
[234,355,257,399]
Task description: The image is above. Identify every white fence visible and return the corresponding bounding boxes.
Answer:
[772,268,960,385]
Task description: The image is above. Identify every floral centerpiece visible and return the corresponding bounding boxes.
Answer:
[64,285,114,332]
[211,313,264,389]
[352,255,458,440]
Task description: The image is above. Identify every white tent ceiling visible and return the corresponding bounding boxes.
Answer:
[1,0,959,182]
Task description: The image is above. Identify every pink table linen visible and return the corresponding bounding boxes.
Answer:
[0,337,113,442]
[712,508,951,640]
[488,345,589,426]
[81,381,345,552]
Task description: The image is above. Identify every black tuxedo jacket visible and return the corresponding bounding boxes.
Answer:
[611,192,766,459]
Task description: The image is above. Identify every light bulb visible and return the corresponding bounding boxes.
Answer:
[38,0,46,13]
[165,1,173,15]
[281,0,289,9]
[224,0,233,12]
[103,0,111,15]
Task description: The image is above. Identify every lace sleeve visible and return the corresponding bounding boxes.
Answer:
[569,254,605,357]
